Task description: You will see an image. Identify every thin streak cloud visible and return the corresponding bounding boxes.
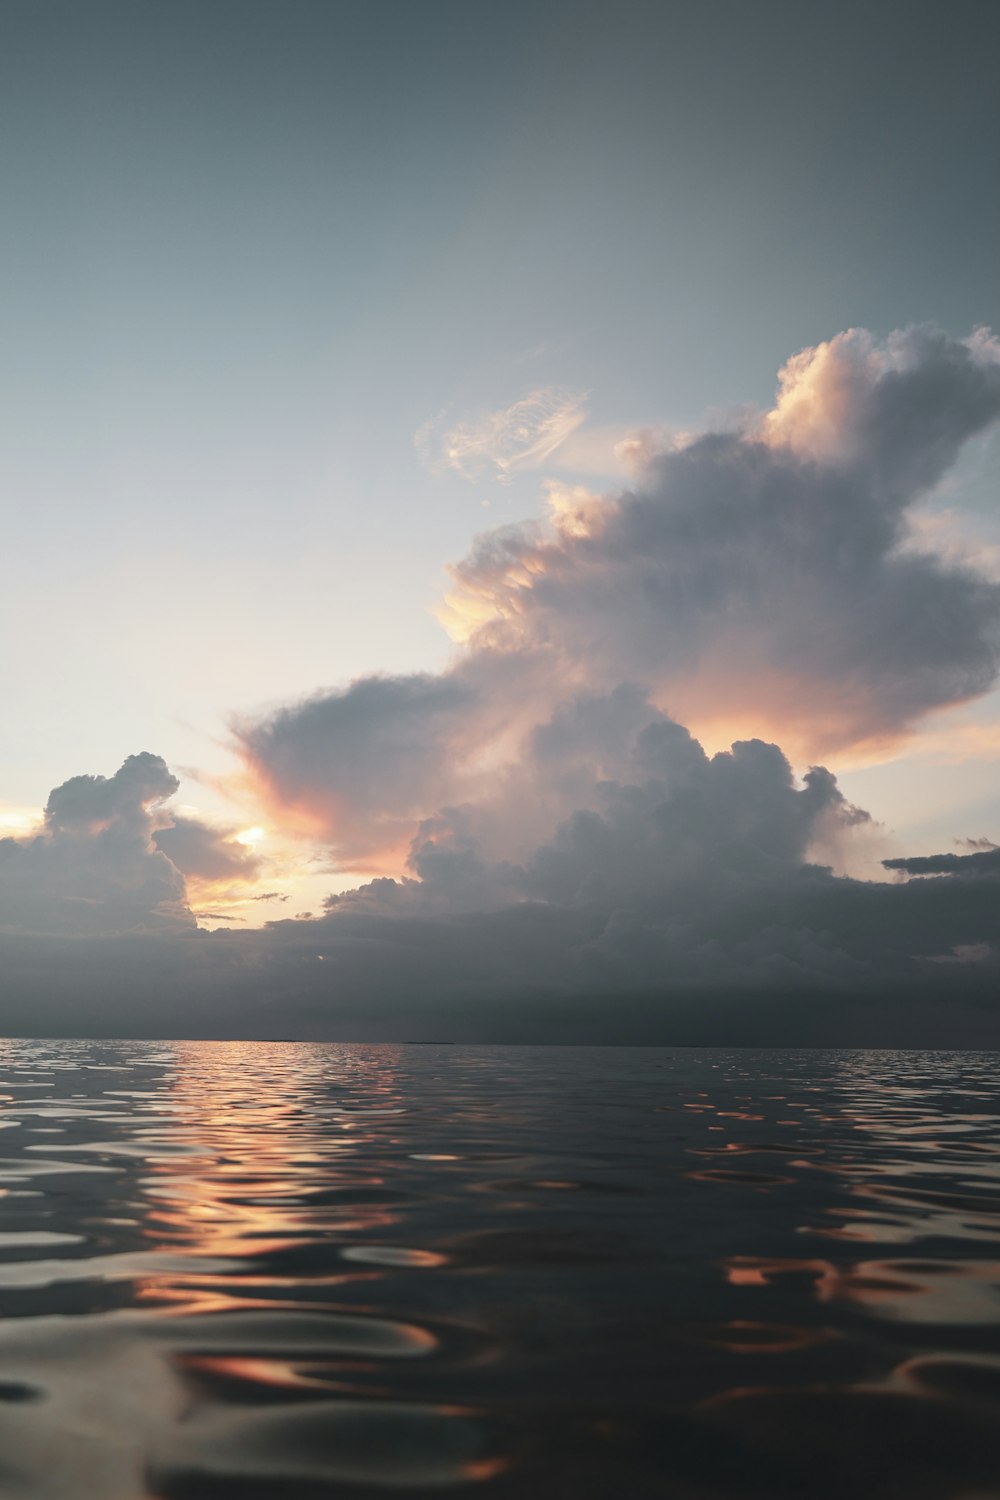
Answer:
[421,387,588,482]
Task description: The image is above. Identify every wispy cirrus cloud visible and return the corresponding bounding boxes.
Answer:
[418,387,588,482]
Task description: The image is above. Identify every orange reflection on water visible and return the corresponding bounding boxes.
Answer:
[132,1042,409,1305]
[175,1350,422,1405]
[691,1320,830,1353]
[723,1253,1000,1323]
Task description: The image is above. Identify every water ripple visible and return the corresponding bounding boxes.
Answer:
[0,1041,996,1496]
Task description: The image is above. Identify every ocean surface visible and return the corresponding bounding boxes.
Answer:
[0,1042,997,1499]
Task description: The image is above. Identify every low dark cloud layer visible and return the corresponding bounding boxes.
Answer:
[0,847,997,1044]
[883,845,1000,879]
[0,714,997,1042]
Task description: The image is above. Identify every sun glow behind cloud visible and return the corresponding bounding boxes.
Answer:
[0,805,43,836]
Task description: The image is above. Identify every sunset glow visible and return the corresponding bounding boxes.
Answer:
[1,9,999,1499]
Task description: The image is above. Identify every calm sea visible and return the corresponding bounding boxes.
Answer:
[0,1041,997,1498]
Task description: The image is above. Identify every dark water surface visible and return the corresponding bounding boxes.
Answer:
[0,1043,998,1498]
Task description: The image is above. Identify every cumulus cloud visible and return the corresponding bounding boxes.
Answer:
[441,327,1000,760]
[241,327,1000,872]
[325,710,861,918]
[0,759,271,939]
[0,754,193,936]
[761,326,1000,480]
[209,325,1000,1041]
[421,387,588,482]
[261,700,991,1038]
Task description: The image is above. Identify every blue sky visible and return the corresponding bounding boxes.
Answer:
[2,0,999,945]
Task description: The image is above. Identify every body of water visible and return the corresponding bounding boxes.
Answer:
[0,1041,997,1498]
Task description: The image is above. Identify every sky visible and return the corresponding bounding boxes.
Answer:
[1,0,999,1040]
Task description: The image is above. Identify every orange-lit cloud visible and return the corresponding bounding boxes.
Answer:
[236,326,1000,880]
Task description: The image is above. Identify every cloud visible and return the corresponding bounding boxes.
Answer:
[235,673,483,866]
[883,844,1000,878]
[324,711,862,919]
[0,754,193,936]
[0,760,269,939]
[240,327,1000,873]
[152,816,262,884]
[423,387,588,482]
[268,701,992,1037]
[761,326,1000,483]
[898,507,1000,583]
[440,327,1000,760]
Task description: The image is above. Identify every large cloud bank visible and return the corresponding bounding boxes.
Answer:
[241,327,1000,867]
[2,327,1000,1041]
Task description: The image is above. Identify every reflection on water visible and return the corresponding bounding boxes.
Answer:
[0,1043,997,1497]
